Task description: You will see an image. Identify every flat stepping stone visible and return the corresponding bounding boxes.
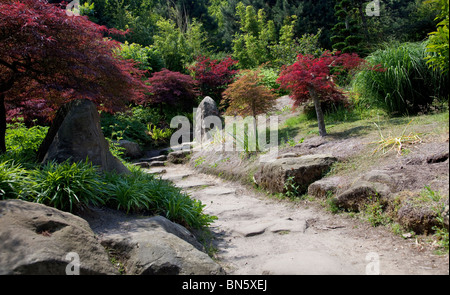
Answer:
[261,251,359,275]
[267,218,306,234]
[176,180,215,190]
[233,218,306,237]
[235,221,274,237]
[145,167,167,175]
[148,161,166,167]
[198,187,236,196]
[140,155,168,162]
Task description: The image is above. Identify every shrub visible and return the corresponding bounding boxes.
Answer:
[100,106,160,147]
[257,67,289,96]
[146,69,200,113]
[352,42,449,115]
[223,69,278,117]
[188,55,239,103]
[103,169,155,214]
[425,0,449,74]
[2,121,48,166]
[115,42,165,74]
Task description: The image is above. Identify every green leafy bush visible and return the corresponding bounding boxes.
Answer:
[425,0,449,74]
[147,124,174,146]
[115,42,165,74]
[352,42,449,115]
[256,67,289,96]
[101,106,161,147]
[103,169,155,214]
[3,121,48,165]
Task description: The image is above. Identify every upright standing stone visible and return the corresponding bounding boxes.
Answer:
[194,96,220,144]
[37,99,129,174]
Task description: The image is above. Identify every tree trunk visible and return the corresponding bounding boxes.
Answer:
[309,87,327,137]
[357,0,370,40]
[0,92,7,154]
[252,105,259,152]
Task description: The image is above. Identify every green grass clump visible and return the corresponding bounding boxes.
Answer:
[102,167,217,229]
[0,161,32,199]
[352,41,448,116]
[32,160,105,212]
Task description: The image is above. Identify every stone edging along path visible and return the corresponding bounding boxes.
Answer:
[146,164,449,275]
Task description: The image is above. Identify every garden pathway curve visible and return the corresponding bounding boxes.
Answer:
[146,165,449,275]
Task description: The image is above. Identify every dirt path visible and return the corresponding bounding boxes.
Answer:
[148,165,449,275]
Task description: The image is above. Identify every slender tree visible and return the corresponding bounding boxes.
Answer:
[222,69,277,150]
[277,52,365,136]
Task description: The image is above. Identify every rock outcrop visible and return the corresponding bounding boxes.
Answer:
[254,154,338,194]
[37,99,129,175]
[167,150,192,164]
[332,180,391,211]
[84,209,225,275]
[0,200,118,275]
[0,200,224,275]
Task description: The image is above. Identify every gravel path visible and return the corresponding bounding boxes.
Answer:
[147,165,449,275]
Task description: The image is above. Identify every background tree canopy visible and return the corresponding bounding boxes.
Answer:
[79,0,438,55]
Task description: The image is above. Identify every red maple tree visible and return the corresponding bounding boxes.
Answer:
[188,56,239,103]
[0,0,150,153]
[277,51,366,136]
[146,69,199,113]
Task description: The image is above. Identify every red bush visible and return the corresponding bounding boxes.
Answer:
[189,56,239,103]
[146,69,199,112]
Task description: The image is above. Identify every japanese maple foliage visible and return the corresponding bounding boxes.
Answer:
[277,51,365,136]
[188,56,239,103]
[0,0,150,152]
[146,69,199,112]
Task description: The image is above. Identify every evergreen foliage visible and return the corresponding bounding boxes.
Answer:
[331,0,364,54]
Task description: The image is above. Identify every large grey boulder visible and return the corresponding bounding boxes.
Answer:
[194,96,220,144]
[0,200,118,275]
[116,140,143,159]
[84,210,225,275]
[37,99,129,174]
[102,230,224,275]
[254,154,338,194]
[308,176,345,199]
[332,181,392,212]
